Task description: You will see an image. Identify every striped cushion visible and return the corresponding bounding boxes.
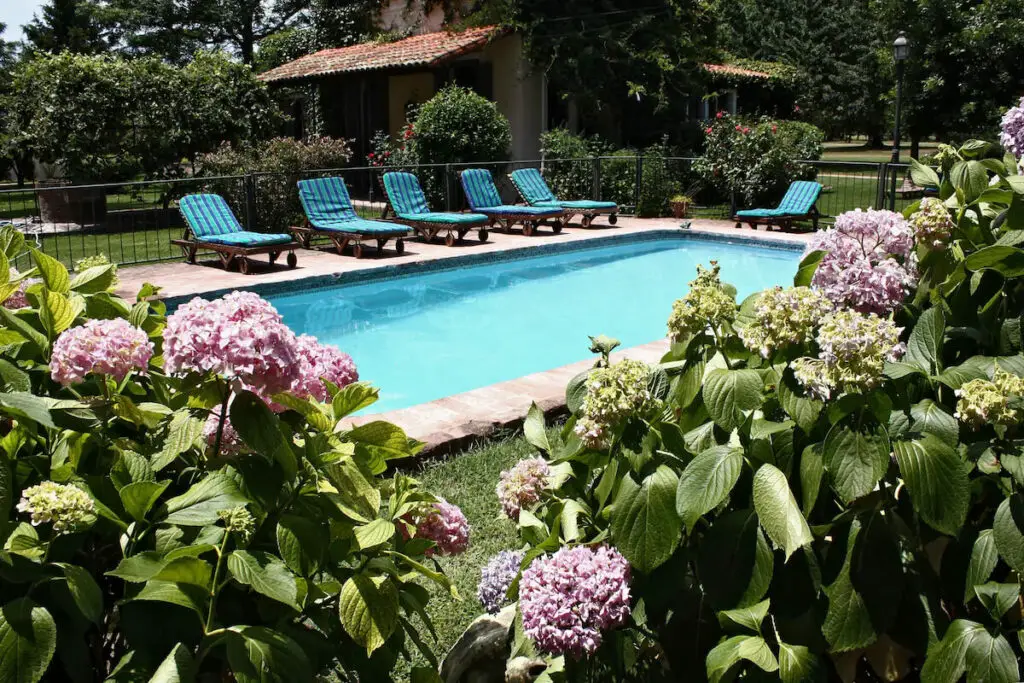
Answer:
[735,208,781,218]
[298,176,359,226]
[510,168,557,204]
[179,194,244,238]
[476,205,562,217]
[460,169,505,210]
[775,181,822,215]
[399,212,488,224]
[309,219,410,236]
[203,231,293,246]
[383,172,431,216]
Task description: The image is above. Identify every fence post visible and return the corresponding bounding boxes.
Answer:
[591,157,601,201]
[635,156,644,213]
[876,162,892,210]
[889,164,899,211]
[729,189,737,219]
[244,174,258,231]
[445,164,454,212]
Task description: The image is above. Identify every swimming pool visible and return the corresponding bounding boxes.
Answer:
[268,234,801,413]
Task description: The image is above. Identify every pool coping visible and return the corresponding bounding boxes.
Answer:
[162,227,804,308]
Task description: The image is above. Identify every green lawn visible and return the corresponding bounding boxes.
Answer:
[821,141,941,164]
[393,429,558,679]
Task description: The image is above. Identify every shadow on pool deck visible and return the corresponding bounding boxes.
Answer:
[117,217,811,453]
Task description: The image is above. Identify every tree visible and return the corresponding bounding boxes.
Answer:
[5,51,281,183]
[716,0,888,141]
[23,0,109,54]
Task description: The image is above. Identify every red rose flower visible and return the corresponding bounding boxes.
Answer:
[716,111,724,119]
[705,127,713,134]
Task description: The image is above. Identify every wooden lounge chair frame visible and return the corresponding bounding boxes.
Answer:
[290,219,405,259]
[172,212,299,275]
[732,206,820,233]
[507,171,619,228]
[460,169,565,237]
[377,177,489,246]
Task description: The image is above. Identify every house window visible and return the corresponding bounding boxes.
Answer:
[443,60,493,100]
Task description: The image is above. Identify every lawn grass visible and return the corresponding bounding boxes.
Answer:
[821,141,941,164]
[392,428,560,678]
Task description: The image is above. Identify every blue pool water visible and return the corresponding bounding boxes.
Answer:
[269,236,800,413]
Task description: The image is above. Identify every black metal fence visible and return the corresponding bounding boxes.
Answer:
[0,158,925,269]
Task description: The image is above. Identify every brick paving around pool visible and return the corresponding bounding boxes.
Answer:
[117,218,813,453]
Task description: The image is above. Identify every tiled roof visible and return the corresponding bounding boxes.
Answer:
[260,26,501,83]
[702,63,771,79]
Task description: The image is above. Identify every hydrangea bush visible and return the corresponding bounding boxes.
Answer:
[0,227,457,682]
[487,130,1024,681]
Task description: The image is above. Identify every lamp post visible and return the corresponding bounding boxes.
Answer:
[891,31,910,164]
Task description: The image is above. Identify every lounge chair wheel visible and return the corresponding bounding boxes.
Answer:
[352,243,363,259]
[608,214,618,225]
[478,229,488,242]
[523,222,534,237]
[553,222,563,234]
[238,258,251,275]
[445,233,456,247]
[287,252,297,268]
[581,216,592,229]
[396,238,405,255]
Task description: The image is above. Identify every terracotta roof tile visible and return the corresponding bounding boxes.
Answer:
[260,26,501,83]
[702,63,772,79]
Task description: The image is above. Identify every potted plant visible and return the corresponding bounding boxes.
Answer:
[669,193,693,219]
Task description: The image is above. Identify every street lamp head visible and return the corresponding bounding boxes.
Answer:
[893,31,910,62]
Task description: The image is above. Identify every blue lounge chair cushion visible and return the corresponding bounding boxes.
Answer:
[510,168,558,204]
[537,199,618,211]
[311,219,410,236]
[398,212,489,224]
[383,171,432,216]
[203,231,293,247]
[737,181,822,219]
[179,194,247,239]
[298,176,359,224]
[476,205,562,216]
[460,169,508,210]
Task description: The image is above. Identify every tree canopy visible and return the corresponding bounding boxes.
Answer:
[23,0,109,54]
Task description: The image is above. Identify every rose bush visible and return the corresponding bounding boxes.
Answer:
[0,227,459,682]
[479,127,1024,681]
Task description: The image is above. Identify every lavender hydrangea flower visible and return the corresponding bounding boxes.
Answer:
[1001,96,1024,160]
[496,457,551,520]
[478,550,524,613]
[520,545,631,658]
[806,209,917,315]
[290,334,359,402]
[400,498,470,556]
[50,318,154,386]
[163,291,299,397]
[4,268,30,309]
[203,411,246,455]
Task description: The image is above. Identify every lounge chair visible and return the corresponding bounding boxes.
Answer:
[382,172,490,246]
[733,180,823,232]
[459,169,564,236]
[294,176,411,258]
[509,168,618,228]
[173,194,299,275]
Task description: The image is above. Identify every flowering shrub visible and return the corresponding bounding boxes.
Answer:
[694,112,823,206]
[805,208,918,315]
[485,129,1024,680]
[1000,95,1024,160]
[399,498,470,556]
[573,358,659,449]
[0,224,455,682]
[478,550,525,614]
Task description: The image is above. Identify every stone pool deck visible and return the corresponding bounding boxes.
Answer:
[117,217,813,453]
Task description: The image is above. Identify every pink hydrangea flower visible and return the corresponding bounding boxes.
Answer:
[400,498,469,556]
[163,291,298,397]
[806,208,918,315]
[290,334,359,402]
[50,319,153,386]
[203,411,245,456]
[4,268,30,310]
[496,457,551,520]
[1001,96,1024,160]
[520,545,631,658]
